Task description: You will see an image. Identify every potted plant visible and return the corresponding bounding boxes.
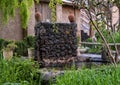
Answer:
[2,42,17,60]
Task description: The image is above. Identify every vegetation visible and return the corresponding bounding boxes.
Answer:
[0,38,10,51]
[0,0,63,28]
[0,53,41,85]
[54,65,120,85]
[15,36,35,56]
[0,0,39,28]
[85,30,120,53]
[49,0,62,22]
[0,36,35,56]
[73,0,120,65]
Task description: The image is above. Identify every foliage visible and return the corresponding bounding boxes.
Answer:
[85,30,120,53]
[49,0,62,23]
[0,36,35,56]
[0,0,39,29]
[0,54,41,85]
[0,0,63,28]
[0,39,8,51]
[3,42,17,51]
[54,65,120,85]
[95,29,120,43]
[113,0,120,6]
[0,39,15,51]
[87,46,101,54]
[15,40,28,56]
[15,36,35,56]
[73,0,120,64]
[84,38,101,54]
[24,36,35,48]
[108,31,120,43]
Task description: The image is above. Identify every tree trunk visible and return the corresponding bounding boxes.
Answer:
[117,6,120,31]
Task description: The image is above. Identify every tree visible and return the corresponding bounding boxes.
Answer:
[73,0,119,66]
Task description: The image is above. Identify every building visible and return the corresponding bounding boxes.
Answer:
[36,0,81,36]
[0,0,81,41]
[0,5,35,41]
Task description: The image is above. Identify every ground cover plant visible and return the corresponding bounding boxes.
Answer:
[54,65,120,85]
[0,53,41,85]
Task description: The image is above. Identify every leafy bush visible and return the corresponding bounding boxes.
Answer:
[96,29,120,43]
[24,36,35,48]
[84,38,101,54]
[0,54,41,85]
[87,46,101,54]
[85,30,120,53]
[54,65,120,85]
[15,36,35,56]
[0,39,12,51]
[108,31,120,43]
[15,40,28,56]
[0,36,35,56]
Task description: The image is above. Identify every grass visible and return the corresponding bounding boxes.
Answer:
[54,65,120,85]
[0,53,41,85]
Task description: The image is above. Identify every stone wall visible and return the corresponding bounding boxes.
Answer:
[35,22,77,59]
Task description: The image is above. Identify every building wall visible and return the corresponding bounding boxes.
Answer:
[0,3,35,41]
[0,10,23,41]
[62,5,81,37]
[56,4,63,23]
[27,3,36,36]
[0,1,81,41]
[35,2,51,22]
[62,6,74,23]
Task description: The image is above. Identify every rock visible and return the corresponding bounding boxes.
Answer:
[40,70,64,85]
[35,22,77,60]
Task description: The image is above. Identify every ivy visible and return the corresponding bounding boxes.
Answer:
[49,0,62,23]
[0,0,62,29]
[0,0,18,23]
[0,0,39,29]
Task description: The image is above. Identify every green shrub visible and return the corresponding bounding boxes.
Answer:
[54,65,120,85]
[87,46,101,54]
[15,40,28,56]
[109,31,120,43]
[23,36,35,48]
[95,29,120,43]
[0,36,35,56]
[85,30,120,53]
[0,39,12,51]
[0,54,41,85]
[15,36,35,56]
